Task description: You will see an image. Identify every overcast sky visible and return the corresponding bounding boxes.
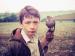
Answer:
[0,0,75,13]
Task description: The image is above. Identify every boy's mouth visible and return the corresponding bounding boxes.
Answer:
[28,31,36,34]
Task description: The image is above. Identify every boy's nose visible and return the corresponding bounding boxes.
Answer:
[30,23,34,30]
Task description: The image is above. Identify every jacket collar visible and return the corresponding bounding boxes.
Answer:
[11,28,27,45]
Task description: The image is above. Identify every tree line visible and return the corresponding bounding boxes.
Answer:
[0,13,75,22]
[0,13,18,22]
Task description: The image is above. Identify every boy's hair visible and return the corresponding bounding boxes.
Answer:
[19,5,40,24]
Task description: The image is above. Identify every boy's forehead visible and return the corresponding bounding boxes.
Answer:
[23,16,39,21]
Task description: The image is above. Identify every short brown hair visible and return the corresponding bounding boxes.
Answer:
[19,5,40,24]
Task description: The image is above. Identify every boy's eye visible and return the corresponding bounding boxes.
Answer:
[25,21,31,24]
[24,21,39,24]
[33,21,38,24]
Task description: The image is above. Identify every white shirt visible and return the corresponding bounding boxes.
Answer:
[21,29,30,43]
[21,29,40,56]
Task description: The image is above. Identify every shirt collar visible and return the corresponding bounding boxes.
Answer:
[21,29,30,43]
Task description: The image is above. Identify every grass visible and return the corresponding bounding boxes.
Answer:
[0,21,75,37]
[0,21,75,56]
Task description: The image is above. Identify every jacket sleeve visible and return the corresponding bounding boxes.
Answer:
[38,40,44,56]
[3,40,31,56]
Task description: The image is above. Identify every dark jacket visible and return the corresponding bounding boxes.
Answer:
[4,28,44,56]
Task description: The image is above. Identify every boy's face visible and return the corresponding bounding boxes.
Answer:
[21,16,40,37]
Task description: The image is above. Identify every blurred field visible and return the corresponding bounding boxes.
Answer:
[0,21,75,56]
[0,21,75,37]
